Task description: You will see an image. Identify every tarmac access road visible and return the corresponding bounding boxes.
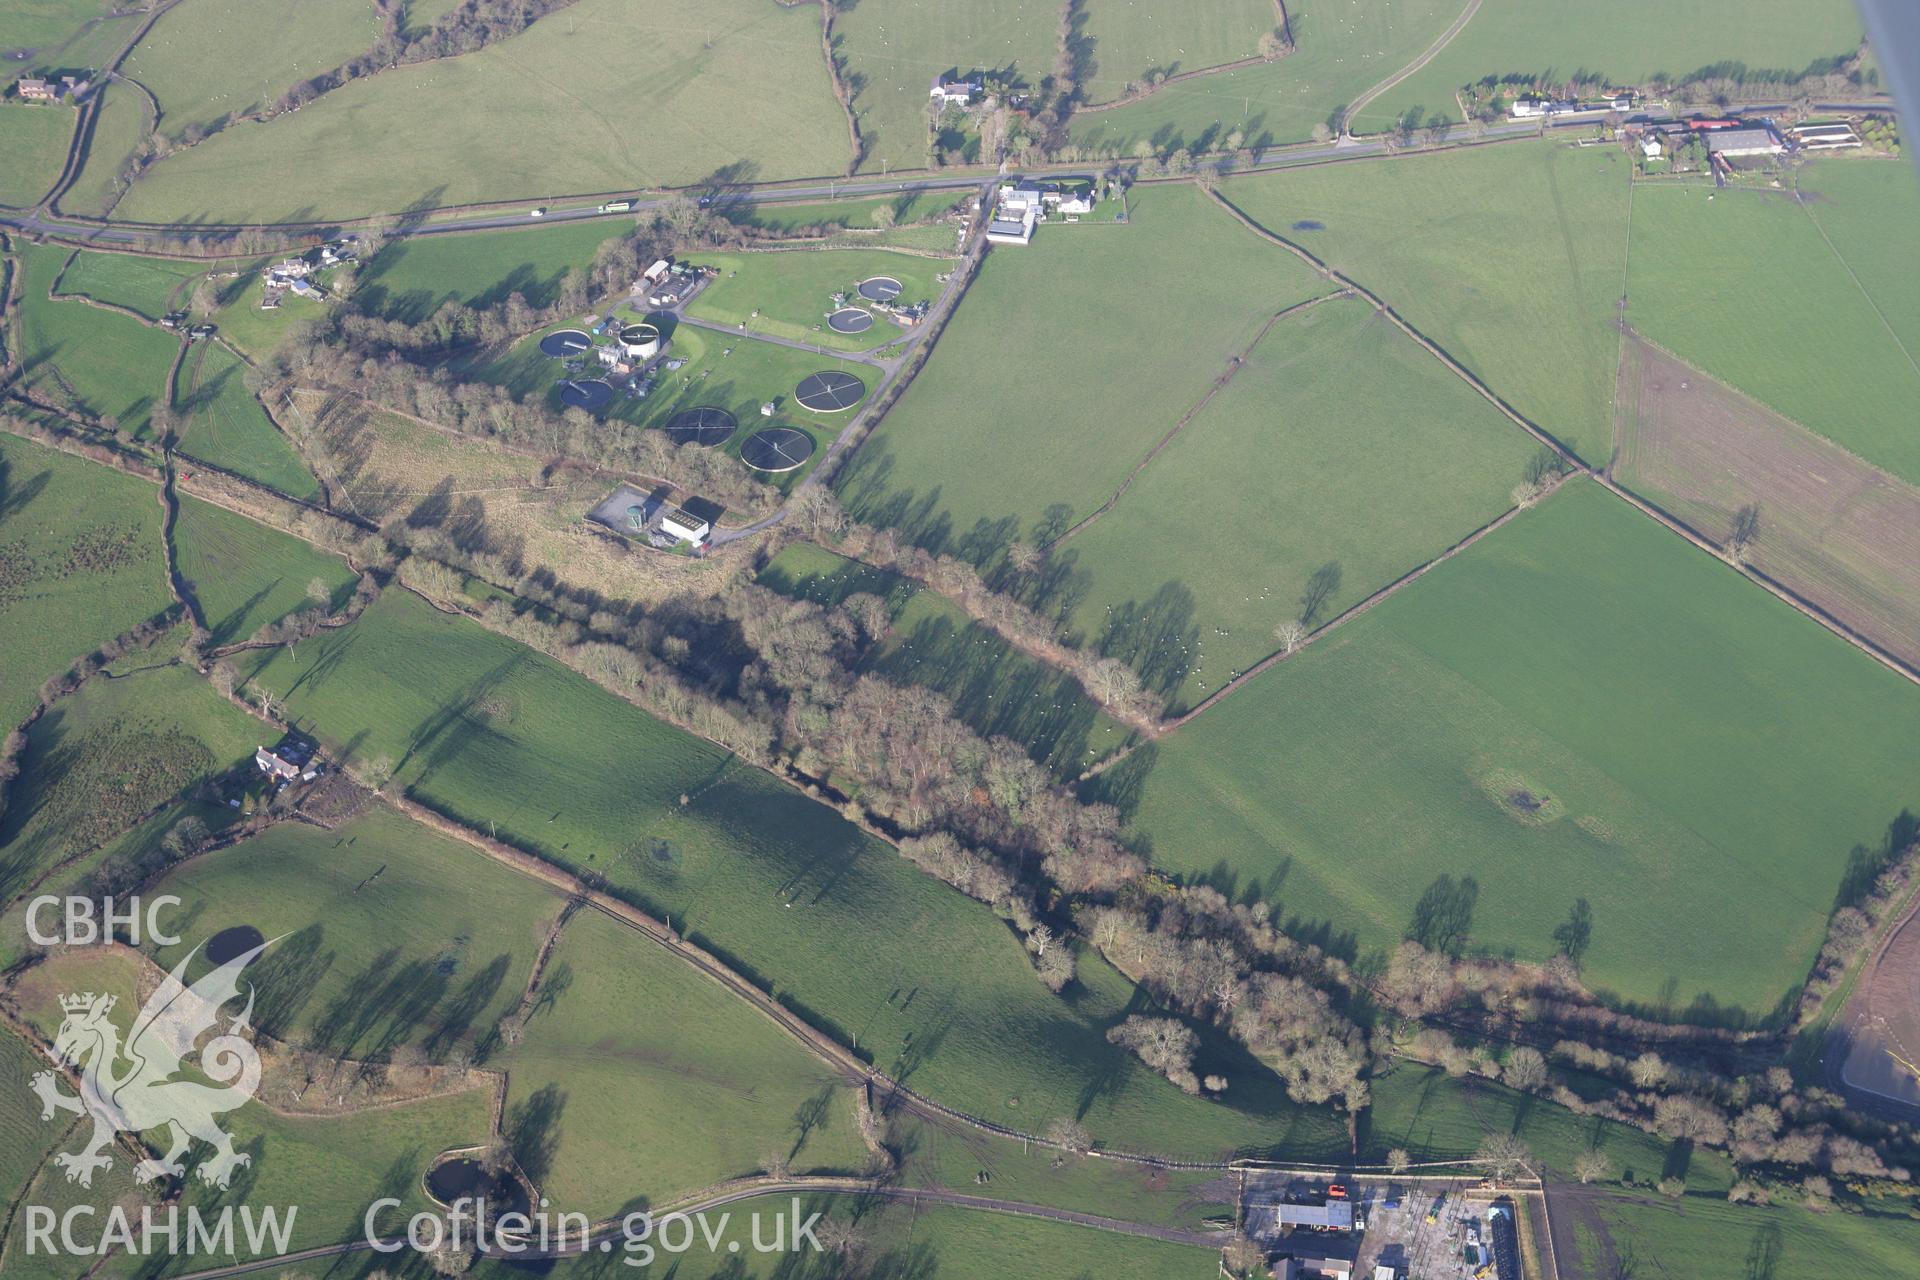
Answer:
[1,122,1564,244]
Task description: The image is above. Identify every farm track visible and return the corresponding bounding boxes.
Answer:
[1342,0,1483,133]
[40,0,183,217]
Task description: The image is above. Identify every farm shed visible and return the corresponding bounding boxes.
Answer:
[1704,126,1784,157]
[1272,1201,1355,1231]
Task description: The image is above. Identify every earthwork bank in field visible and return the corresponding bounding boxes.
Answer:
[1114,480,1920,1017]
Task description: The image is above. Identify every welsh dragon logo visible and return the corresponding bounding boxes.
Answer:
[31,940,270,1190]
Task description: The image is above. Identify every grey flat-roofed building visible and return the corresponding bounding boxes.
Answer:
[1273,1201,1354,1231]
[1705,126,1783,156]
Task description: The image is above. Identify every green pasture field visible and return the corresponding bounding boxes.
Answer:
[0,432,171,732]
[438,1192,1220,1279]
[53,248,199,320]
[402,0,466,35]
[0,0,110,50]
[758,541,1132,777]
[0,1026,64,1212]
[172,495,356,644]
[110,0,850,224]
[1355,0,1865,132]
[686,248,951,352]
[0,104,71,208]
[833,0,1058,174]
[1220,139,1629,465]
[1365,1060,1724,1189]
[1580,1185,1920,1280]
[893,1109,1233,1230]
[0,660,256,923]
[731,189,959,231]
[233,588,1354,1162]
[821,220,966,253]
[6,950,490,1280]
[150,805,565,1053]
[210,265,322,357]
[152,809,867,1216]
[473,316,864,491]
[1056,295,1538,711]
[57,79,149,218]
[355,219,626,324]
[1115,480,1920,1018]
[1625,164,1920,486]
[173,341,321,498]
[1078,0,1276,103]
[123,0,381,141]
[1069,0,1452,157]
[486,909,869,1216]
[1795,159,1920,354]
[836,182,1328,559]
[12,243,179,436]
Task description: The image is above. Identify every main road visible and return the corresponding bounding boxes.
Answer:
[1,120,1565,246]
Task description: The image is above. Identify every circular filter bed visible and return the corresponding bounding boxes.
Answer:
[539,329,593,357]
[793,369,866,412]
[559,379,614,410]
[663,406,738,447]
[827,307,875,334]
[741,427,817,473]
[857,275,903,303]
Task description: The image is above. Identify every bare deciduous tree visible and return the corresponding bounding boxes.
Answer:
[1477,1133,1534,1181]
[1088,656,1142,708]
[1503,1046,1548,1093]
[1044,1116,1092,1154]
[1574,1148,1613,1184]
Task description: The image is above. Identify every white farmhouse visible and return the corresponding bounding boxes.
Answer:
[929,77,979,107]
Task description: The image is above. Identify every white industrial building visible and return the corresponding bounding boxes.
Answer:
[660,507,711,545]
[620,323,663,360]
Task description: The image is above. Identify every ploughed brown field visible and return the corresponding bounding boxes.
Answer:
[1838,899,1920,1109]
[1615,332,1920,672]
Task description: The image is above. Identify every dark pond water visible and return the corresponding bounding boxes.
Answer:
[206,925,265,964]
[426,1157,532,1218]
